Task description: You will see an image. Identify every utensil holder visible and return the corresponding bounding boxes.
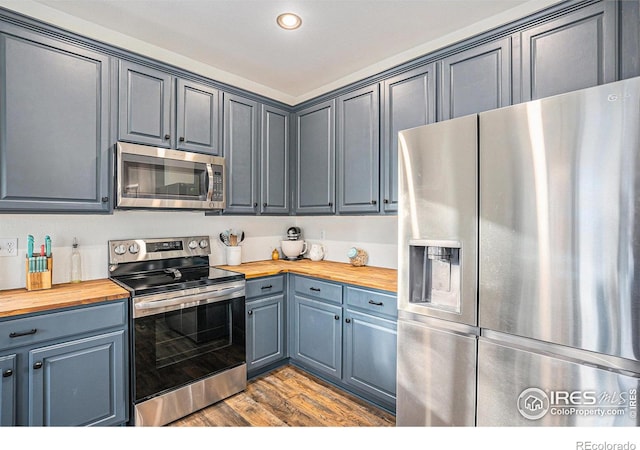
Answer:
[226,246,242,266]
[26,256,53,291]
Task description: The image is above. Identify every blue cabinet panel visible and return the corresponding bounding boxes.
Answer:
[176,79,220,155]
[441,37,512,120]
[294,100,336,214]
[223,93,260,214]
[336,84,380,213]
[381,64,436,213]
[0,354,15,426]
[119,60,173,147]
[260,105,290,214]
[344,309,397,410]
[293,295,342,380]
[519,1,617,101]
[28,330,127,426]
[0,30,111,212]
[246,295,285,373]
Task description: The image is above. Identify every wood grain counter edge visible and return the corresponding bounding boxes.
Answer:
[0,279,130,319]
[217,260,398,293]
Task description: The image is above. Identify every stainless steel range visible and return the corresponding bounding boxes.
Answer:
[108,236,246,426]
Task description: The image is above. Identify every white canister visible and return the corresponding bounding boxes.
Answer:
[226,246,242,266]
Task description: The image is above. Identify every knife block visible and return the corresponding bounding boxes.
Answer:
[26,256,53,291]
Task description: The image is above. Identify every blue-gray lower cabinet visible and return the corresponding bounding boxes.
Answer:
[0,354,16,426]
[28,330,126,426]
[343,310,397,411]
[0,25,111,212]
[289,275,397,411]
[0,300,128,426]
[246,275,287,375]
[292,294,343,381]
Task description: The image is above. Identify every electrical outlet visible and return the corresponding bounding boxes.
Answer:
[0,238,18,257]
[320,230,326,240]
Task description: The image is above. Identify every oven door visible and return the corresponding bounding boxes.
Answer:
[116,141,225,210]
[132,284,245,403]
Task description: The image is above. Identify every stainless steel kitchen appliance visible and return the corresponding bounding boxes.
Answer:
[108,236,246,426]
[115,141,225,210]
[397,78,640,426]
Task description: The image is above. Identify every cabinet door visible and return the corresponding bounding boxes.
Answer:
[381,64,436,212]
[336,84,380,214]
[441,37,512,120]
[294,99,336,214]
[176,79,220,154]
[0,31,111,212]
[292,295,342,380]
[223,93,260,214]
[119,60,173,147]
[246,295,285,373]
[29,330,127,426]
[519,1,617,102]
[260,105,290,214]
[0,354,16,427]
[344,310,397,410]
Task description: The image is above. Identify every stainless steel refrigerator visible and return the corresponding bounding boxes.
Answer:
[397,77,640,426]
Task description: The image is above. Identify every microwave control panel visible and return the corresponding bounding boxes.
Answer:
[211,164,224,202]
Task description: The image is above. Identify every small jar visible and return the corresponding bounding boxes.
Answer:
[271,248,280,260]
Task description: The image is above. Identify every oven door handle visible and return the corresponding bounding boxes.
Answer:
[134,285,244,314]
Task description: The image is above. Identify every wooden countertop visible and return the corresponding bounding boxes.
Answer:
[0,279,130,319]
[217,260,397,292]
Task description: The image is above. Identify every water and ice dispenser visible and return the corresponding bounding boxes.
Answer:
[409,240,462,313]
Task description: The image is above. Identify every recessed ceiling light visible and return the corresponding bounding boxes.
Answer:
[277,13,302,30]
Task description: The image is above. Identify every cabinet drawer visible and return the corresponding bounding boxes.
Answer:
[294,276,342,305]
[0,301,126,351]
[246,275,284,299]
[345,286,397,318]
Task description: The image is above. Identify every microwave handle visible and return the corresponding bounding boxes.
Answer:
[206,164,214,201]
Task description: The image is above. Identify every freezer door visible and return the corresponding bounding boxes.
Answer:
[398,114,478,326]
[477,338,640,426]
[396,315,477,426]
[479,77,640,361]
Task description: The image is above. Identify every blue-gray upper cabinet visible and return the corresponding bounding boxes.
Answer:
[0,354,15,426]
[176,79,221,155]
[119,60,173,147]
[260,105,290,214]
[294,99,336,215]
[440,37,512,120]
[381,64,436,213]
[518,0,617,102]
[0,29,111,212]
[336,84,380,214]
[223,93,260,214]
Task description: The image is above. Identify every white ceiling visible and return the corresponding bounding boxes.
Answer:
[1,0,561,104]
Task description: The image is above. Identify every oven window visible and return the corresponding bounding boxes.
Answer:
[121,153,207,200]
[134,297,245,403]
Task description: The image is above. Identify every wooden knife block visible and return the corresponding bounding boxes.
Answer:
[26,256,53,291]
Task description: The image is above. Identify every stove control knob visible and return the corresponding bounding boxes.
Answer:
[114,244,127,255]
[199,240,209,249]
[188,240,198,249]
[129,243,140,254]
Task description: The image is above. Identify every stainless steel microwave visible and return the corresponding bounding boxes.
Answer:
[115,142,225,210]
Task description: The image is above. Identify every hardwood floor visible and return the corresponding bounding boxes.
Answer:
[168,365,396,427]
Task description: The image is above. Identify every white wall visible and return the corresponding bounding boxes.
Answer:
[0,212,397,290]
